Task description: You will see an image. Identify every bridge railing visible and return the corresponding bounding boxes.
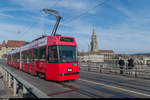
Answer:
[79,62,150,79]
[0,64,50,98]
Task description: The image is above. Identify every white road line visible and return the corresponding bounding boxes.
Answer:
[80,70,119,78]
[79,78,150,97]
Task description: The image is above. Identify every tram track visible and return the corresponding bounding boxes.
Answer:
[78,71,150,97]
[80,70,150,88]
[80,71,150,89]
[57,81,103,98]
[56,70,150,98]
[48,82,79,96]
[1,60,150,98]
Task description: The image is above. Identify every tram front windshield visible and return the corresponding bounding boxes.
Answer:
[48,45,77,63]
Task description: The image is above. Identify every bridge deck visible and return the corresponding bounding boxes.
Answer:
[1,60,150,98]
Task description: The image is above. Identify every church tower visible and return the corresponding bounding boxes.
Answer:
[1,40,6,47]
[90,26,99,52]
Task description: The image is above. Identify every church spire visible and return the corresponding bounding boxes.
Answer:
[90,25,99,52]
[1,40,6,47]
[92,25,96,35]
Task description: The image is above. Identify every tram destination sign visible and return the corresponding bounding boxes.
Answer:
[60,37,73,42]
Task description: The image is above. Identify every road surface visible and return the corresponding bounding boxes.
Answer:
[0,60,150,98]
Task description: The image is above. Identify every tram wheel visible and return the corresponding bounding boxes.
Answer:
[69,79,76,82]
[37,72,45,79]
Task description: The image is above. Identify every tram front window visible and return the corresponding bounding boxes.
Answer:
[59,45,77,63]
[48,45,77,63]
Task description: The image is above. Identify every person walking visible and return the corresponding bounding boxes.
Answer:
[128,58,135,75]
[128,58,134,69]
[118,58,125,74]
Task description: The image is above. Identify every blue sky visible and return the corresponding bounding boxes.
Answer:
[0,0,150,54]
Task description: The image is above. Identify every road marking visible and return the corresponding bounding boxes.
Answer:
[80,71,130,80]
[79,78,150,97]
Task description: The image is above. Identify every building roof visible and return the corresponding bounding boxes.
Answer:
[99,50,114,53]
[0,40,27,48]
[7,40,26,47]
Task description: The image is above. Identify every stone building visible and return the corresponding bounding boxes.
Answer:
[78,26,115,62]
[0,40,27,58]
[78,50,115,62]
[78,51,104,62]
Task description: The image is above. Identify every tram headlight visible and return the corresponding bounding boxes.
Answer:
[67,68,72,72]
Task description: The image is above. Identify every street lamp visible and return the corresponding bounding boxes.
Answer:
[42,9,62,36]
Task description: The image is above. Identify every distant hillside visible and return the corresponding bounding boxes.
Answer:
[132,52,150,56]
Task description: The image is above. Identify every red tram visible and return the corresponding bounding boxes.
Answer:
[7,36,79,81]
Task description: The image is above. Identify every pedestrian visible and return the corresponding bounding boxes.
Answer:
[127,58,135,75]
[128,58,135,69]
[118,58,125,74]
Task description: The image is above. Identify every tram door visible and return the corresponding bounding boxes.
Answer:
[37,46,47,74]
[31,48,38,75]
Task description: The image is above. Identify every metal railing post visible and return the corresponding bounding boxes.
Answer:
[1,68,4,81]
[135,67,137,78]
[8,74,11,88]
[13,78,17,97]
[88,63,90,71]
[5,71,7,82]
[99,65,101,73]
[23,86,28,94]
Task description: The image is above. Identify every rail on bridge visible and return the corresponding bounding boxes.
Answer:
[79,62,150,79]
[0,64,50,98]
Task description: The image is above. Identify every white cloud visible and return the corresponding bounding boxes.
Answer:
[0,22,45,42]
[12,0,91,12]
[57,0,89,10]
[1,0,150,54]
[0,12,14,18]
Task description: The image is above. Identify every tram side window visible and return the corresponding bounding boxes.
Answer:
[16,53,19,62]
[21,51,24,62]
[24,51,27,63]
[29,50,32,62]
[14,53,16,62]
[13,54,15,62]
[9,55,11,60]
[48,46,58,62]
[8,55,10,60]
[22,51,26,63]
[26,50,32,63]
[10,55,12,61]
[33,48,38,60]
[12,54,14,62]
[38,46,46,61]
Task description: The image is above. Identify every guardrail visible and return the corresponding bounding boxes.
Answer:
[0,64,50,98]
[79,62,150,79]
